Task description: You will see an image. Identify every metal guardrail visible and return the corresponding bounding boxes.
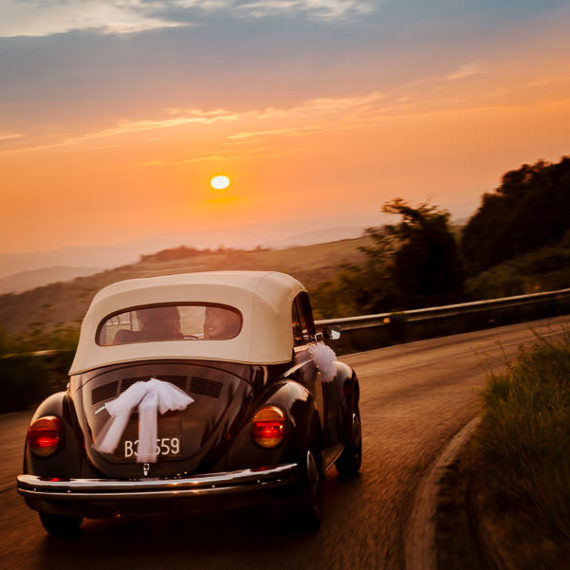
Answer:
[315,288,570,332]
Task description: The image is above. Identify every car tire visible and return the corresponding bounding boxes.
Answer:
[290,443,323,532]
[39,512,83,536]
[335,408,362,478]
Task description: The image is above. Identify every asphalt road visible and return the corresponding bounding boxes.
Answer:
[1,316,568,570]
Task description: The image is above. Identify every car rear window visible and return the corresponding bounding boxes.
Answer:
[96,304,243,346]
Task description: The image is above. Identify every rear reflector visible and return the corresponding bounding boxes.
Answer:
[252,406,286,448]
[27,416,63,457]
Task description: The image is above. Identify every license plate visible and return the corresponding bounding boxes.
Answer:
[123,437,181,459]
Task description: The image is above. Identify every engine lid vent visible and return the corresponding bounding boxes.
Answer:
[190,377,223,398]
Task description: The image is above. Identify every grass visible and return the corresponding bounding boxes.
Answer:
[465,239,570,300]
[470,331,570,569]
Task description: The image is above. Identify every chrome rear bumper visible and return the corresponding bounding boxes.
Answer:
[17,463,298,504]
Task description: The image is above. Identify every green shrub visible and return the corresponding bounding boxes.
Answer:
[0,352,71,413]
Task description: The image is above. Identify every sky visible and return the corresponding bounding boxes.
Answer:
[1,0,570,257]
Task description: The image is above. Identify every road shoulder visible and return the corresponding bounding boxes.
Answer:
[405,416,481,570]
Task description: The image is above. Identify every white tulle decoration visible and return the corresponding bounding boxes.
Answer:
[94,378,194,463]
[309,342,337,383]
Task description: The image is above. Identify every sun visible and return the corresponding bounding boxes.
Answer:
[210,175,231,190]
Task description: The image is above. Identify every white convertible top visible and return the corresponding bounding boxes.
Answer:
[70,271,306,374]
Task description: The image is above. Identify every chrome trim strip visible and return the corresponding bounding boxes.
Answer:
[18,479,294,501]
[17,463,298,500]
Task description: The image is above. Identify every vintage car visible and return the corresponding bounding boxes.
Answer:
[17,271,362,534]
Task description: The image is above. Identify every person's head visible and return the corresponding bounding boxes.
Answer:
[136,306,181,340]
[204,306,241,340]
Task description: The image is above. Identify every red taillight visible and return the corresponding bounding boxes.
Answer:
[252,406,286,448]
[27,416,63,457]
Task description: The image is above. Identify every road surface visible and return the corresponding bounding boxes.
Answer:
[1,317,567,569]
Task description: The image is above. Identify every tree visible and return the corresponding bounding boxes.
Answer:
[378,199,465,308]
[461,157,570,274]
[312,199,465,317]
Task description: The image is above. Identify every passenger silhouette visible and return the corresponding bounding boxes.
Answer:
[203,306,241,340]
[113,306,182,344]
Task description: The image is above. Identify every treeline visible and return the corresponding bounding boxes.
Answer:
[312,156,570,318]
[462,157,570,273]
[140,244,270,263]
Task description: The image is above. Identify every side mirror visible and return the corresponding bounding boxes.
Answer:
[322,326,341,341]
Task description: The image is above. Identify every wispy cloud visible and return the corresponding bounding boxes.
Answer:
[225,92,384,139]
[0,107,248,154]
[137,92,384,138]
[86,93,384,141]
[94,109,242,137]
[446,62,481,80]
[0,0,374,38]
[0,0,185,38]
[0,92,385,154]
[9,84,553,157]
[12,87,549,157]
[445,62,481,80]
[236,0,374,21]
[229,126,319,140]
[0,133,22,141]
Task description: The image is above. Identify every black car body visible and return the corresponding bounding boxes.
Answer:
[17,271,361,534]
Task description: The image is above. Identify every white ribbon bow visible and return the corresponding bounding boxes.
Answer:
[94,378,194,463]
[309,342,337,383]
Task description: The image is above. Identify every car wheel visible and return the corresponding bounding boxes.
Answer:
[39,512,83,536]
[291,445,323,532]
[335,409,362,478]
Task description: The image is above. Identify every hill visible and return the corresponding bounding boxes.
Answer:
[0,237,370,344]
[0,266,102,295]
[0,221,368,281]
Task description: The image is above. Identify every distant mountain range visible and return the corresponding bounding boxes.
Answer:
[0,222,370,292]
[0,266,103,296]
[0,235,372,339]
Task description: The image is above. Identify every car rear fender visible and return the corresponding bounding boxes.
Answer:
[24,391,91,479]
[219,379,322,471]
[326,361,359,446]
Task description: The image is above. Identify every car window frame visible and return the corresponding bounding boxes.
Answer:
[291,292,316,346]
[95,302,243,346]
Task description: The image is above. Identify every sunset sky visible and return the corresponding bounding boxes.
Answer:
[1,0,570,256]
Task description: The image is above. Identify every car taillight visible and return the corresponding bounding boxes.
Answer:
[252,406,286,448]
[27,416,63,457]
